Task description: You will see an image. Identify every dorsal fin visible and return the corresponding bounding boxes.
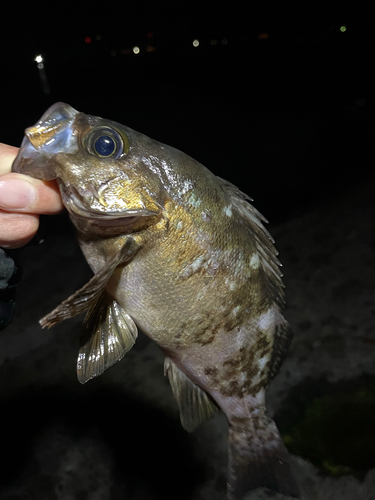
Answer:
[268,319,293,381]
[217,177,292,376]
[164,358,218,432]
[217,176,284,307]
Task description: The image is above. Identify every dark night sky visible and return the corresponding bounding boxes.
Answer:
[2,0,375,221]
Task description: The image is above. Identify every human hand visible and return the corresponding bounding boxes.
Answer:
[0,143,64,248]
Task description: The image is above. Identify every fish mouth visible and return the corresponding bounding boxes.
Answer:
[63,191,158,225]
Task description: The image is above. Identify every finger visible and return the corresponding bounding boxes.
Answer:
[0,210,39,248]
[0,143,19,175]
[0,173,64,214]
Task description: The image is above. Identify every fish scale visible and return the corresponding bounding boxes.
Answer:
[12,102,299,499]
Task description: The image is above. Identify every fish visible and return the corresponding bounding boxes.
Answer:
[12,102,299,499]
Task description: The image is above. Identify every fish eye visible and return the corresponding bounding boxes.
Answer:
[84,126,128,159]
[95,135,116,156]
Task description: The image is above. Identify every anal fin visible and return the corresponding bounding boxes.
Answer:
[77,291,138,384]
[164,357,218,432]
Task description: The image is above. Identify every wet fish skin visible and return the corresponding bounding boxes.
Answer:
[12,103,299,499]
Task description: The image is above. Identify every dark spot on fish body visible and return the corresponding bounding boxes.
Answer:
[219,381,243,399]
[219,342,272,397]
[256,336,269,351]
[221,380,244,399]
[199,334,216,346]
[250,381,268,396]
[203,366,221,388]
[222,314,243,335]
[223,357,241,368]
[189,310,228,346]
[257,336,272,359]
[223,346,255,371]
[204,366,219,376]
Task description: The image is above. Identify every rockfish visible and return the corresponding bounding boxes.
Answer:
[12,103,299,499]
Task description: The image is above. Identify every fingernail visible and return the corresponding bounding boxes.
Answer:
[0,179,36,209]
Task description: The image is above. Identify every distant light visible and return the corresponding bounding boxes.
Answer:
[96,34,102,40]
[210,39,217,45]
[147,32,153,39]
[133,46,140,54]
[193,39,199,47]
[222,38,228,45]
[85,37,91,44]
[110,49,117,56]
[340,26,347,32]
[35,56,50,95]
[258,33,269,40]
[146,45,155,52]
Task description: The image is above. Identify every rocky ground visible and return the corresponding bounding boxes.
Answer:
[0,169,374,500]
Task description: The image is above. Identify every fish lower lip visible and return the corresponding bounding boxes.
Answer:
[65,193,157,220]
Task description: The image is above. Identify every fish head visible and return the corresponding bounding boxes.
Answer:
[12,102,167,233]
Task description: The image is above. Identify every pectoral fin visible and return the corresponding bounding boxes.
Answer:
[164,358,218,432]
[40,238,139,328]
[77,292,138,384]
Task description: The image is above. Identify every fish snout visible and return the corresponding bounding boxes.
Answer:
[11,102,79,181]
[11,136,57,181]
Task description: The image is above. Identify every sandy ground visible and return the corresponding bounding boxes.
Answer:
[0,172,374,500]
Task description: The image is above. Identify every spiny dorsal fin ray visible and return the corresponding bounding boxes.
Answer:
[164,357,219,432]
[268,319,293,381]
[217,176,284,304]
[77,292,138,384]
[39,237,140,328]
[217,177,293,376]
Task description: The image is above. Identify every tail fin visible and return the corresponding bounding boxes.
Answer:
[227,412,300,499]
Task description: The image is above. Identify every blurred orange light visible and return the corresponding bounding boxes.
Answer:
[258,33,269,39]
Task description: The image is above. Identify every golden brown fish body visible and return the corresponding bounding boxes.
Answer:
[12,103,299,499]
